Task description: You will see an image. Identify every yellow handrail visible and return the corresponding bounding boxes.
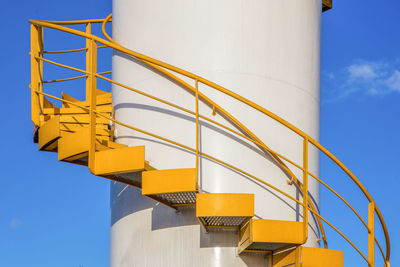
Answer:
[42,45,107,54]
[34,89,306,208]
[29,16,390,265]
[99,15,390,262]
[33,88,370,265]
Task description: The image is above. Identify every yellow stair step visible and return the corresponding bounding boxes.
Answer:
[38,115,60,151]
[93,146,145,176]
[58,129,91,162]
[238,219,304,253]
[272,246,343,267]
[59,114,111,125]
[59,123,110,132]
[142,168,198,206]
[196,193,254,230]
[61,91,111,108]
[58,129,114,162]
[43,105,112,115]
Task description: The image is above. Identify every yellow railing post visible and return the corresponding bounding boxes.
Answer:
[195,80,200,186]
[30,24,43,126]
[368,202,375,267]
[87,23,98,171]
[27,19,392,264]
[85,23,92,101]
[302,137,309,243]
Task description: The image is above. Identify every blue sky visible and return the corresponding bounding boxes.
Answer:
[0,1,398,266]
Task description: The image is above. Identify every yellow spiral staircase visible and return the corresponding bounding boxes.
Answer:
[29,9,391,267]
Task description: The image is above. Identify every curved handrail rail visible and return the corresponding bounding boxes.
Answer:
[33,87,373,265]
[33,16,329,247]
[29,17,390,265]
[100,14,390,263]
[34,13,328,247]
[100,13,328,248]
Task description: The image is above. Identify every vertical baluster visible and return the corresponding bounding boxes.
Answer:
[303,137,309,243]
[87,23,98,171]
[86,23,92,100]
[195,80,200,186]
[368,202,375,267]
[30,24,43,126]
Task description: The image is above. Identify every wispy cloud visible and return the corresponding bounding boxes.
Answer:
[323,59,400,101]
[385,70,400,92]
[348,64,378,81]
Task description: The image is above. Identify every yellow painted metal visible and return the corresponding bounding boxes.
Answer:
[30,24,43,126]
[322,0,333,12]
[300,247,343,267]
[102,17,328,244]
[238,219,303,253]
[95,70,327,243]
[43,46,107,55]
[43,16,305,214]
[43,47,87,54]
[35,90,311,214]
[38,115,60,150]
[308,206,369,263]
[369,202,375,267]
[61,91,111,108]
[86,23,92,101]
[93,146,145,175]
[309,172,369,230]
[195,80,200,184]
[302,138,309,244]
[61,92,80,108]
[58,127,120,162]
[36,56,88,75]
[36,18,111,25]
[43,96,57,109]
[253,219,303,244]
[87,29,98,171]
[34,79,368,265]
[43,74,87,84]
[196,193,254,218]
[28,17,393,265]
[104,18,394,260]
[44,105,112,115]
[59,123,110,135]
[58,129,90,161]
[272,248,300,267]
[142,168,197,195]
[272,247,343,267]
[59,114,110,124]
[104,140,126,150]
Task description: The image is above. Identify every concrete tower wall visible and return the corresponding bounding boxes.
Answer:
[111,0,322,266]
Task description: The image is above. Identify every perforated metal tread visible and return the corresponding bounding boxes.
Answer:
[245,242,290,252]
[201,216,248,227]
[153,191,197,206]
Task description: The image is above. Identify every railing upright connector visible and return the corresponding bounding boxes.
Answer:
[86,23,92,100]
[368,202,375,267]
[195,80,200,186]
[302,137,309,243]
[87,24,98,171]
[30,24,43,126]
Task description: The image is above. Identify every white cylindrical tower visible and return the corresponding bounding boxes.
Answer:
[111,0,321,266]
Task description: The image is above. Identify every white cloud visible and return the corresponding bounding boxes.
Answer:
[348,64,377,80]
[323,60,400,101]
[385,70,400,92]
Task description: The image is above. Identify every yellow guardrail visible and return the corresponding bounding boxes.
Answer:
[29,15,390,267]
